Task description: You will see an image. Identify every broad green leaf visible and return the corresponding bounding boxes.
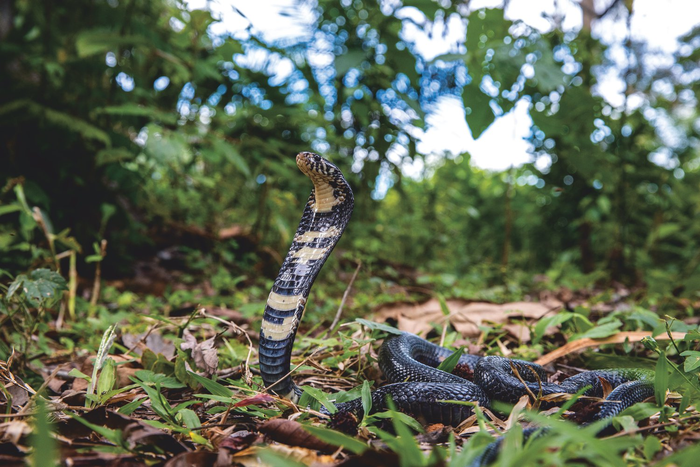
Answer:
[95,148,135,166]
[355,318,402,335]
[572,320,622,340]
[67,413,125,448]
[680,351,700,372]
[7,269,67,306]
[257,449,308,467]
[462,84,495,139]
[188,372,233,398]
[67,369,91,381]
[361,380,372,418]
[117,397,146,415]
[436,347,465,373]
[437,294,451,316]
[533,312,574,344]
[371,410,425,433]
[31,399,58,467]
[75,31,150,57]
[96,358,117,403]
[657,223,681,239]
[644,436,662,461]
[95,104,177,124]
[177,408,201,429]
[0,204,22,217]
[654,354,669,407]
[620,402,659,421]
[301,386,337,414]
[138,382,175,423]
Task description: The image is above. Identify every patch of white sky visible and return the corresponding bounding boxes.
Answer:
[185,0,698,176]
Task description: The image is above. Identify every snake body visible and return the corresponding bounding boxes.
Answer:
[259,153,654,460]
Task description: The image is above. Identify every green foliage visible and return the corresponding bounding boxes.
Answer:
[2,1,700,464]
[31,399,58,467]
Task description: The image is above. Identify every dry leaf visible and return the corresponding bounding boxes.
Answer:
[234,394,275,408]
[122,332,176,358]
[375,298,561,342]
[259,419,337,453]
[181,329,219,375]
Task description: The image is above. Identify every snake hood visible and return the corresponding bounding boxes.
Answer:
[258,152,354,400]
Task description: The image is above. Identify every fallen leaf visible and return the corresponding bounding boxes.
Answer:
[164,451,218,467]
[123,422,189,454]
[181,329,219,375]
[259,419,337,453]
[374,298,561,342]
[234,394,275,407]
[122,332,176,358]
[219,431,260,453]
[232,444,336,467]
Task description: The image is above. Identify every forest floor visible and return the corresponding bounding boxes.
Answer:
[2,260,700,467]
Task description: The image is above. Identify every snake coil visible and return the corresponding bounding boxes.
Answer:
[258,152,654,464]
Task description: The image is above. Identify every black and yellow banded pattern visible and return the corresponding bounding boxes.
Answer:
[258,152,354,399]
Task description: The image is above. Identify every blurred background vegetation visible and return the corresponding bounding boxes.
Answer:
[1,0,699,307]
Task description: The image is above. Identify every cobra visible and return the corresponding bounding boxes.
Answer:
[258,152,654,459]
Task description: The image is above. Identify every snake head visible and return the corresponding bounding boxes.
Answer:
[296,152,343,184]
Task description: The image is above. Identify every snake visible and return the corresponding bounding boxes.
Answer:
[258,152,655,462]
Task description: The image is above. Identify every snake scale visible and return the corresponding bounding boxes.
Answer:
[258,152,655,463]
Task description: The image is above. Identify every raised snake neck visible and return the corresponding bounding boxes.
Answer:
[258,152,354,400]
[258,153,654,462]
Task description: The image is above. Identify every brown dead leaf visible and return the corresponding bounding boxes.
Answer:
[232,444,337,467]
[234,394,275,408]
[1,420,31,445]
[57,407,187,455]
[375,298,561,342]
[164,451,219,467]
[3,383,29,408]
[335,449,401,467]
[122,332,176,358]
[61,450,142,467]
[181,329,219,375]
[57,407,133,440]
[123,422,189,454]
[219,430,260,453]
[259,419,337,453]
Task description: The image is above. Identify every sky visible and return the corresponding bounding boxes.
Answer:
[185,0,699,172]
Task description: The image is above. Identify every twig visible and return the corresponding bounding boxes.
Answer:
[90,239,107,307]
[32,207,57,271]
[68,250,77,320]
[535,331,688,366]
[326,260,362,338]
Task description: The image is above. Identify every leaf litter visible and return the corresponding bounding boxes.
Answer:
[1,282,700,467]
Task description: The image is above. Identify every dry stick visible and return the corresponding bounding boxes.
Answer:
[68,250,77,321]
[32,207,57,271]
[90,239,108,308]
[535,331,688,366]
[439,315,449,348]
[326,260,362,339]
